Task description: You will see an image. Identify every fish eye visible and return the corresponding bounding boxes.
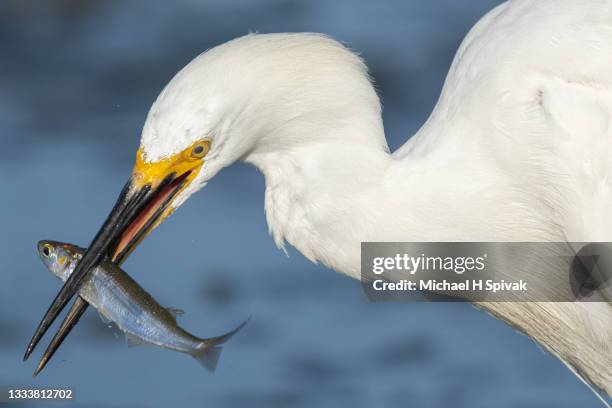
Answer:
[42,244,53,257]
[190,140,211,159]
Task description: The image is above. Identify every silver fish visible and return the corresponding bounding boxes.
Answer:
[37,240,247,372]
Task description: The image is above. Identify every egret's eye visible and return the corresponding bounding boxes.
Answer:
[190,140,211,159]
[42,244,53,257]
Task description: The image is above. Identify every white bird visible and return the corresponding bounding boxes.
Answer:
[27,0,612,401]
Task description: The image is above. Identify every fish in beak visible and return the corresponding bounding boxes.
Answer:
[25,140,211,368]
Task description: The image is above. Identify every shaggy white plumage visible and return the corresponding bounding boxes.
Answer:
[139,0,612,401]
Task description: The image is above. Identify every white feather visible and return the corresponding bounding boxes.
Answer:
[139,0,612,399]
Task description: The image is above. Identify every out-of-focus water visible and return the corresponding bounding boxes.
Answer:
[0,1,604,407]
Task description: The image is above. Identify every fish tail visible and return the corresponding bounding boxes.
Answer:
[191,317,250,373]
[192,345,223,373]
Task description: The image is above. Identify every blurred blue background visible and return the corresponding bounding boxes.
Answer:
[0,0,604,407]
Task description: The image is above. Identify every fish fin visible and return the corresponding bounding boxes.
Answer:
[204,316,251,346]
[98,311,112,325]
[191,317,251,373]
[166,307,185,320]
[192,345,223,373]
[126,332,146,348]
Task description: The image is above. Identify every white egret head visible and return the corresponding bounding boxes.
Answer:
[135,33,385,212]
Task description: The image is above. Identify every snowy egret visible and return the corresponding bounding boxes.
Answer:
[26,0,612,399]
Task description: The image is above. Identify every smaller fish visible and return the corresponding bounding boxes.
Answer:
[37,240,248,373]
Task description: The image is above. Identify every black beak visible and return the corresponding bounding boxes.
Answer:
[25,171,190,367]
[32,296,88,377]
